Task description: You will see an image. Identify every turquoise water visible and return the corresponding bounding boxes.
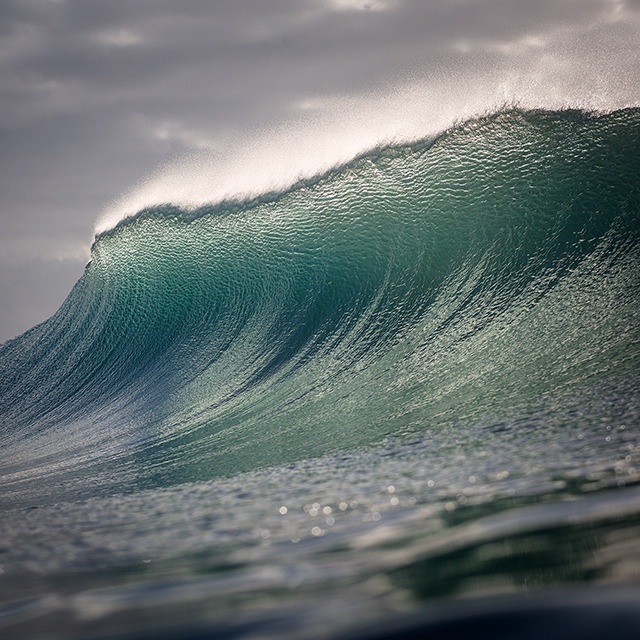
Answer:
[1,108,640,638]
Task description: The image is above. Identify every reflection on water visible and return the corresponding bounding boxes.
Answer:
[1,428,640,639]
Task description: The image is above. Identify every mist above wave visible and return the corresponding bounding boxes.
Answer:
[97,49,639,236]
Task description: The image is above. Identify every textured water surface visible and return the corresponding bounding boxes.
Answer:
[1,108,639,638]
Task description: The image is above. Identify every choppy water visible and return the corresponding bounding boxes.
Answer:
[1,108,640,638]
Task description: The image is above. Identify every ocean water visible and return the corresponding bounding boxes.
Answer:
[1,108,640,638]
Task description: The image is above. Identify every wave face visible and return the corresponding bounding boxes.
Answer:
[1,108,640,506]
[2,108,640,639]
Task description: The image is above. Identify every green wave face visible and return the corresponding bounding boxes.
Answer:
[1,108,639,501]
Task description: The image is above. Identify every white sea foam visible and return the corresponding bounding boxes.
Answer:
[96,11,639,235]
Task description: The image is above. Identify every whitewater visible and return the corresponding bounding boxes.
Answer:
[1,107,640,639]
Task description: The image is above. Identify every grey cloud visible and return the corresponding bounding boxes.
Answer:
[0,256,86,343]
[0,1,628,126]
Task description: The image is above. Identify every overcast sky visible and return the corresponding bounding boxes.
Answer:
[1,0,639,342]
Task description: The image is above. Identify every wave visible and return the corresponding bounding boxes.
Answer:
[1,107,639,506]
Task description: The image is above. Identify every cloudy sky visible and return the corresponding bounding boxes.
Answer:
[1,0,638,342]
